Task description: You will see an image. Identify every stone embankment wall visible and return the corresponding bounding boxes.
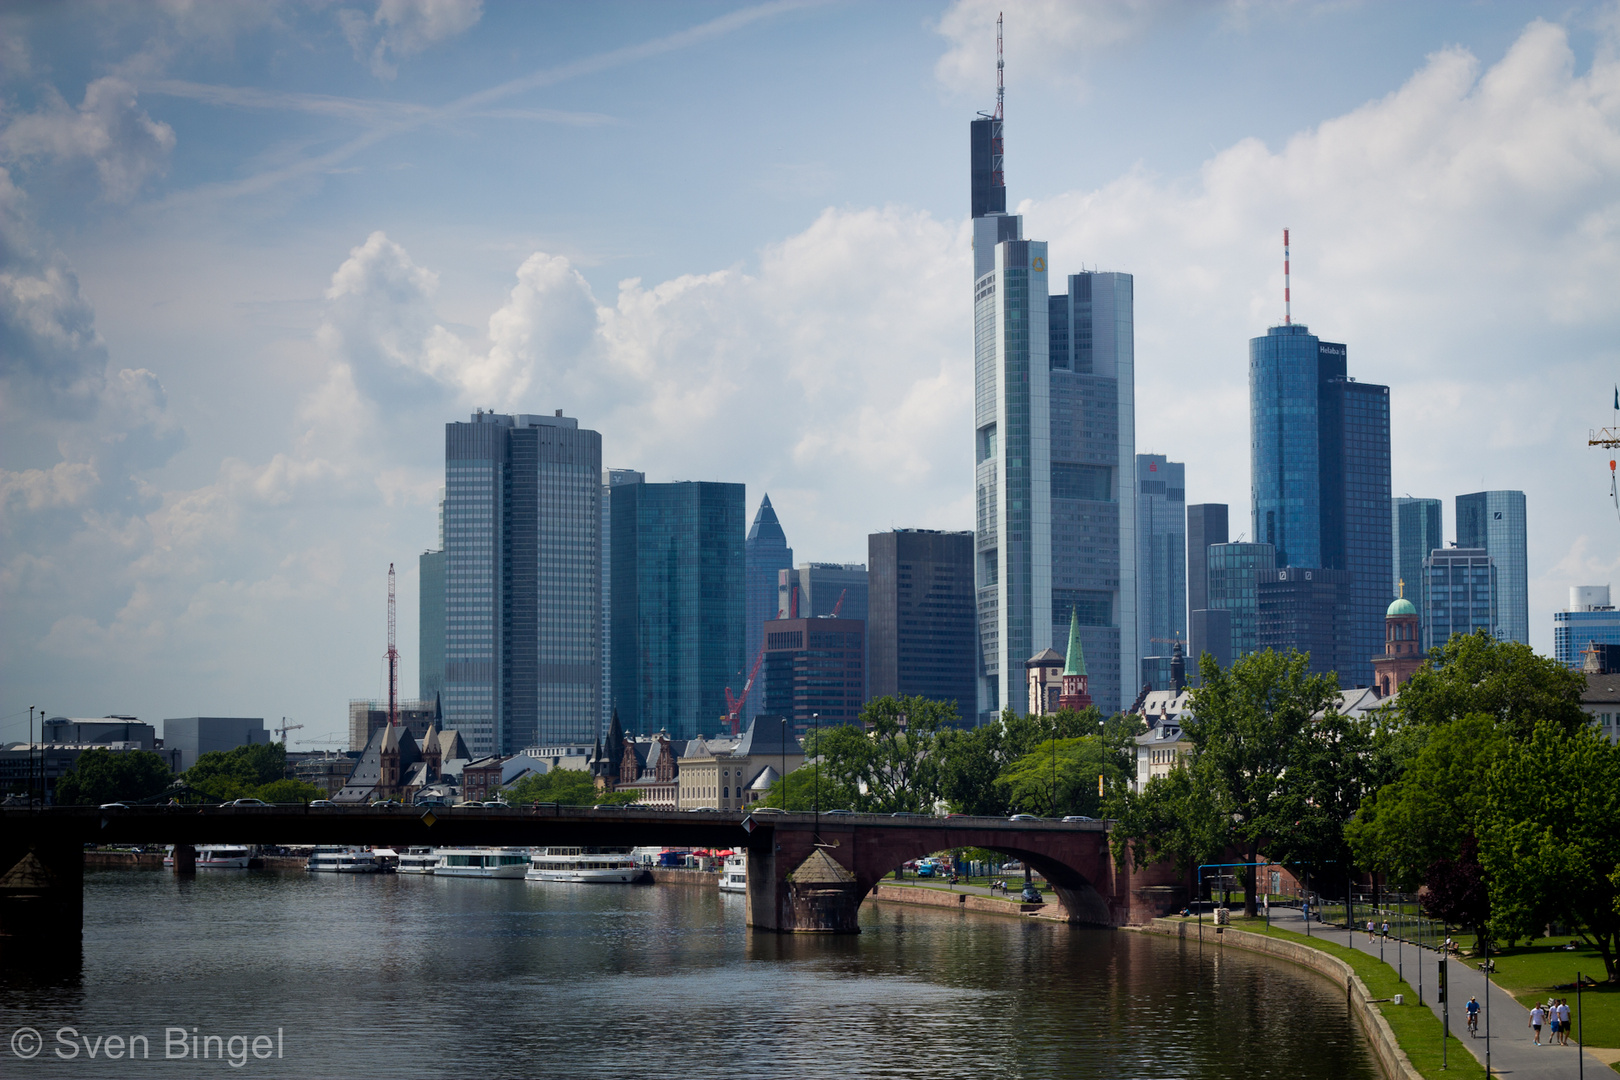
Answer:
[866,884,1056,920]
[1138,918,1420,1080]
[648,868,716,887]
[84,851,163,869]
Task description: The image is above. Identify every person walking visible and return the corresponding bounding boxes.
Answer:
[1549,998,1562,1044]
[1530,1003,1546,1045]
[1380,920,1389,939]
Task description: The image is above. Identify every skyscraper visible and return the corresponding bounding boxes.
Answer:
[1456,490,1528,644]
[1554,585,1620,669]
[1186,503,1229,680]
[743,495,792,725]
[971,102,1135,718]
[1135,454,1186,690]
[1250,315,1390,688]
[868,529,977,713]
[1257,566,1354,678]
[610,480,745,741]
[1392,497,1442,640]
[442,410,601,756]
[1206,541,1277,661]
[600,468,644,737]
[760,615,865,736]
[1424,547,1496,651]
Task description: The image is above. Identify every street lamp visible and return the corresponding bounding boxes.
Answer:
[27,707,34,808]
[779,716,787,810]
[811,713,819,838]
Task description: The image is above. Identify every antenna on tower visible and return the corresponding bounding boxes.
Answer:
[995,11,1004,121]
[1283,228,1292,326]
[386,563,399,727]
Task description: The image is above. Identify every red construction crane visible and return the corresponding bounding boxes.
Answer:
[831,588,848,618]
[386,563,399,727]
[723,643,767,737]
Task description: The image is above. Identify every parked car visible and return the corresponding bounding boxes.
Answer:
[99,802,129,810]
[308,800,336,808]
[222,798,271,807]
[750,807,785,815]
[686,806,719,813]
[1061,815,1095,823]
[1020,883,1043,903]
[1009,813,1042,821]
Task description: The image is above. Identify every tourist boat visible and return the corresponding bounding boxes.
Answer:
[434,847,530,879]
[304,846,380,873]
[526,847,641,884]
[163,844,252,869]
[396,847,438,874]
[718,852,747,893]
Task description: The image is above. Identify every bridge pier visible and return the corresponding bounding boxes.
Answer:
[0,836,84,956]
[171,843,196,874]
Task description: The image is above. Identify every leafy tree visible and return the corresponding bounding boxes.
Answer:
[1479,722,1620,982]
[1113,762,1224,878]
[252,778,328,804]
[1396,630,1587,738]
[500,768,638,806]
[995,735,1131,818]
[757,762,859,811]
[53,749,174,805]
[184,743,290,803]
[1275,708,1391,892]
[935,705,1125,816]
[812,696,957,813]
[1419,834,1488,939]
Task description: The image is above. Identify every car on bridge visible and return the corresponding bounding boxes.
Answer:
[221,798,271,808]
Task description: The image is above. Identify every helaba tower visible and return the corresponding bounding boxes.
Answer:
[971,25,1137,720]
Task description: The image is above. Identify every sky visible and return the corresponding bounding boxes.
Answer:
[2,0,1618,747]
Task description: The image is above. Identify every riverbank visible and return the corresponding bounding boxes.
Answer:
[865,880,1062,920]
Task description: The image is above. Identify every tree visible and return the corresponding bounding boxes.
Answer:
[935,705,1122,816]
[53,749,174,805]
[757,762,859,811]
[1180,648,1340,915]
[1396,630,1587,739]
[1271,708,1386,884]
[252,778,329,804]
[184,742,291,803]
[812,696,957,813]
[1113,762,1224,878]
[1419,834,1489,940]
[1479,722,1620,982]
[500,768,638,806]
[995,735,1131,818]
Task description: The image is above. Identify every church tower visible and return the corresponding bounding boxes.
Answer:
[1372,582,1423,697]
[1057,608,1093,711]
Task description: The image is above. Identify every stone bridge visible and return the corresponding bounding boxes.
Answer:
[0,806,1188,941]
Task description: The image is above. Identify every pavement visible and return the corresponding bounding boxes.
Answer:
[1272,905,1610,1078]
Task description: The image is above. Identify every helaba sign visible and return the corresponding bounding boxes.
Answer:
[1319,344,1346,356]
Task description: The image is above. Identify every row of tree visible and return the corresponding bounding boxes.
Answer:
[52,742,325,805]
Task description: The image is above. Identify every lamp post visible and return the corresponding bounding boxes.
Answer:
[779,716,787,810]
[1051,714,1058,816]
[27,707,34,808]
[811,713,819,839]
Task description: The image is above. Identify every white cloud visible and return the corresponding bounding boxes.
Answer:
[340,0,484,80]
[0,78,176,203]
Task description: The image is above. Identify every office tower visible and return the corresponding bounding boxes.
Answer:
[419,489,447,702]
[1423,547,1496,651]
[1186,504,1229,680]
[760,616,865,736]
[600,468,644,736]
[868,529,977,714]
[610,480,746,740]
[743,496,793,725]
[1456,491,1528,644]
[1257,567,1354,680]
[779,562,868,699]
[1250,316,1390,687]
[1391,497,1442,640]
[1554,585,1620,669]
[441,411,602,756]
[971,103,1135,719]
[1206,541,1277,662]
[1135,454,1186,691]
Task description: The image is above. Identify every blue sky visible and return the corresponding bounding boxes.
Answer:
[3,1,1617,745]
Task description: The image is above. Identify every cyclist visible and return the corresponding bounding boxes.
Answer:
[1465,996,1480,1036]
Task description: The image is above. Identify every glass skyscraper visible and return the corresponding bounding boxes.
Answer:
[1424,547,1496,651]
[1186,503,1229,680]
[867,529,977,712]
[600,468,643,737]
[1456,490,1527,644]
[441,411,602,756]
[971,112,1136,718]
[1135,454,1186,688]
[610,480,745,740]
[1392,497,1442,639]
[743,495,792,725]
[1206,541,1276,660]
[1250,324,1391,687]
[1554,586,1620,669]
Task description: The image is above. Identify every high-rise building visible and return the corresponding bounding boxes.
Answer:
[1186,503,1229,681]
[1391,497,1442,642]
[1257,567,1354,679]
[1206,541,1277,661]
[868,529,977,714]
[1135,454,1186,691]
[1423,547,1496,651]
[600,468,644,737]
[1456,491,1527,644]
[760,616,866,736]
[610,480,745,741]
[1554,585,1620,669]
[419,489,446,703]
[1250,318,1391,688]
[441,411,602,756]
[743,496,793,726]
[775,562,868,700]
[971,104,1135,719]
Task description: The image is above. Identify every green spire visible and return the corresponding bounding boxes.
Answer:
[1062,607,1087,677]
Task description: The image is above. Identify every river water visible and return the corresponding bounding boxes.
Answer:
[2,869,1379,1079]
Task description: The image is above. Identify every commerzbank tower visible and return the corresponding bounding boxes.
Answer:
[970,40,1137,721]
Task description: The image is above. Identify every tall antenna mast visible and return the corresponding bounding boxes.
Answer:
[386,562,399,727]
[995,11,1004,121]
[1283,228,1292,326]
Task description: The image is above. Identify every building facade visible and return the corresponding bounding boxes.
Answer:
[760,616,866,736]
[970,110,1135,718]
[744,495,793,726]
[1205,542,1276,662]
[1391,497,1442,645]
[1423,547,1496,651]
[1135,454,1186,693]
[440,411,602,757]
[610,480,746,741]
[1372,596,1423,698]
[1553,585,1620,669]
[600,468,644,737]
[1456,490,1527,644]
[777,562,868,700]
[162,717,268,773]
[867,529,977,714]
[1185,503,1229,682]
[1256,567,1354,680]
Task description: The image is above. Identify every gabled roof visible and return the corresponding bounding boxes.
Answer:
[1027,648,1064,666]
[734,716,798,757]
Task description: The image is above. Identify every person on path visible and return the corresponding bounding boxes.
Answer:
[1465,996,1480,1036]
[1557,998,1571,1046]
[1530,1003,1546,1045]
[1549,998,1562,1043]
[1367,919,1375,942]
[1381,920,1389,939]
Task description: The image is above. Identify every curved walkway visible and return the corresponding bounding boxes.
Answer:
[1274,906,1608,1078]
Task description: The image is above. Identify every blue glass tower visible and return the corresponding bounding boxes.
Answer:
[1456,490,1527,644]
[743,495,792,725]
[1392,497,1442,639]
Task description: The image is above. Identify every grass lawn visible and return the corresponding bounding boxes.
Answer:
[1480,935,1619,1051]
[1221,916,1487,1080]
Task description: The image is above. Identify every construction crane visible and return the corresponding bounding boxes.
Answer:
[723,644,766,737]
[274,718,304,744]
[386,563,400,727]
[1592,385,1620,522]
[831,588,848,618]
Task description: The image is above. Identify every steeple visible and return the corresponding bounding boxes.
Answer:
[1057,608,1093,711]
[747,494,786,544]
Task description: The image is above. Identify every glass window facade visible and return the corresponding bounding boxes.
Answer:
[1555,608,1620,668]
[867,530,977,712]
[743,495,792,725]
[1423,547,1496,652]
[1257,567,1354,680]
[1456,491,1527,644]
[1392,497,1442,641]
[1135,454,1186,682]
[1206,542,1277,660]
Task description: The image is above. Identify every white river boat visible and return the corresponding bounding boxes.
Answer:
[305,847,381,873]
[718,852,747,893]
[434,847,529,879]
[527,848,641,884]
[163,844,251,869]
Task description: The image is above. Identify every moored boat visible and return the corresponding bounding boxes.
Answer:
[397,847,438,874]
[527,847,641,884]
[163,844,251,869]
[305,846,380,873]
[434,847,529,879]
[718,852,747,893]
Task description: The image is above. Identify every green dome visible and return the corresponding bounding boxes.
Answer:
[1387,597,1417,617]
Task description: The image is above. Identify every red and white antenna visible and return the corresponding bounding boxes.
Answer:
[994,11,1004,121]
[1283,228,1292,326]
[386,563,399,727]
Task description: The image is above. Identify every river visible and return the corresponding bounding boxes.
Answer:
[1,869,1380,1078]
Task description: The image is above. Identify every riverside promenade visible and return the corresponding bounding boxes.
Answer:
[1272,906,1611,1078]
